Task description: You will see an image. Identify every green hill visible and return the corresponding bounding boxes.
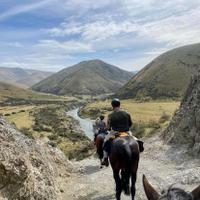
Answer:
[32,59,133,95]
[117,43,200,99]
[0,67,53,88]
[0,81,67,105]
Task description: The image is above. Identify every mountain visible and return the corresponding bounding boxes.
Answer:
[163,71,200,156]
[0,67,53,88]
[117,43,200,99]
[32,59,133,95]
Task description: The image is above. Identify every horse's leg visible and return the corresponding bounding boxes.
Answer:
[113,169,122,200]
[121,169,130,195]
[131,159,139,200]
[131,171,137,200]
[131,155,139,199]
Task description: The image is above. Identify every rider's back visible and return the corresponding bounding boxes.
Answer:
[109,110,132,132]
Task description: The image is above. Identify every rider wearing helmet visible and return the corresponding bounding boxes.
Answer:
[101,98,143,166]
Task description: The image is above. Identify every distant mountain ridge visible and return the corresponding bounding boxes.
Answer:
[32,59,133,95]
[117,43,200,99]
[0,67,53,88]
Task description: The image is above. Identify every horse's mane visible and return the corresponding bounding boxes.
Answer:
[160,187,193,200]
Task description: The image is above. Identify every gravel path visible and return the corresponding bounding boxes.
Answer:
[61,133,200,200]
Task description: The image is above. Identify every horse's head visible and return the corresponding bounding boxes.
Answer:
[143,175,200,200]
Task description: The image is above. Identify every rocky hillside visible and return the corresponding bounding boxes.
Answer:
[163,71,200,156]
[117,43,200,99]
[32,59,133,95]
[0,117,73,199]
[0,67,53,88]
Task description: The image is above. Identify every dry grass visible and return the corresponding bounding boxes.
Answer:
[84,99,180,123]
[7,111,34,129]
[0,105,36,115]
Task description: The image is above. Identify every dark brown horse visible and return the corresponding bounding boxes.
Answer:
[109,136,140,200]
[95,134,105,167]
[143,175,200,200]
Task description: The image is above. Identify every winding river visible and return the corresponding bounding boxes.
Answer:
[67,108,94,140]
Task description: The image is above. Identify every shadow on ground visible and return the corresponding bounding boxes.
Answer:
[83,164,102,175]
[78,192,115,200]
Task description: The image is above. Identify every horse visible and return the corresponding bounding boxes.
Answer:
[94,133,105,167]
[143,174,200,200]
[109,136,140,200]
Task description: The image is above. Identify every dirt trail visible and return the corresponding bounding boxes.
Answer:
[61,133,200,200]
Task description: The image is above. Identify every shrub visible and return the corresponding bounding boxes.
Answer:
[32,124,43,132]
[4,113,10,116]
[159,112,170,123]
[131,122,146,138]
[48,134,58,141]
[20,127,34,139]
[147,120,161,129]
[48,141,57,147]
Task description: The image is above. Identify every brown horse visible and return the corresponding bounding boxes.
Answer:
[109,136,140,200]
[143,175,200,200]
[95,134,105,167]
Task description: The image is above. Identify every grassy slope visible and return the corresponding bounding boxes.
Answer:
[82,99,179,122]
[0,81,72,104]
[117,43,200,99]
[32,59,133,95]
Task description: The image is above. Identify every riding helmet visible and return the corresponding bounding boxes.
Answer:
[111,98,120,107]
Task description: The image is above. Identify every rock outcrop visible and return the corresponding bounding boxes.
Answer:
[0,117,73,199]
[164,71,200,156]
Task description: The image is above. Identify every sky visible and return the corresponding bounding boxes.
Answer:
[0,0,200,72]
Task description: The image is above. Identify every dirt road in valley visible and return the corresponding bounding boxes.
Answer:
[61,133,200,200]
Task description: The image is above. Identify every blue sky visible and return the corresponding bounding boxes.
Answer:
[0,0,200,72]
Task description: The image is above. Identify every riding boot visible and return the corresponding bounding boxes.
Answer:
[101,151,109,167]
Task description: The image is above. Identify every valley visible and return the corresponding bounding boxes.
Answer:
[1,2,200,199]
[0,53,199,199]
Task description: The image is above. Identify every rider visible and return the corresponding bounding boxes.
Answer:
[101,98,144,166]
[94,115,107,142]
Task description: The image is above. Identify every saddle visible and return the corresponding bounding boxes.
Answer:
[109,132,144,152]
[110,132,129,140]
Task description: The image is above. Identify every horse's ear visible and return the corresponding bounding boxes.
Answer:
[143,175,160,200]
[191,185,200,200]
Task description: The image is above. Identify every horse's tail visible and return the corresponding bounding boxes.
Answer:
[121,144,132,195]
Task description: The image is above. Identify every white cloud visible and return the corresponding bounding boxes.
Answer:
[35,40,94,54]
[48,20,142,42]
[63,0,116,11]
[48,1,200,50]
[0,0,55,21]
[1,0,200,72]
[141,7,200,47]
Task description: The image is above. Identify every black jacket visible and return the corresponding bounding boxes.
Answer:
[107,109,132,132]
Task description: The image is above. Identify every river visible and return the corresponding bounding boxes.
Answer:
[67,108,94,140]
